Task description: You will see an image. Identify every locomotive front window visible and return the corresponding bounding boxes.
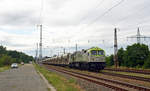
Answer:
[91,50,97,55]
[98,50,104,55]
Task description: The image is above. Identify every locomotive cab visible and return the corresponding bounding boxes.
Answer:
[88,47,105,62]
[86,47,106,71]
[90,50,104,56]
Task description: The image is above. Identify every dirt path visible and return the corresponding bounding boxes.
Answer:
[0,64,49,91]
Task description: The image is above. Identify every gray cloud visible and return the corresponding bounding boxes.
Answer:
[0,10,38,26]
[2,36,29,48]
[48,0,70,10]
[0,0,150,56]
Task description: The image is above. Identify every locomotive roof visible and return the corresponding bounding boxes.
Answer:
[71,47,104,54]
[87,47,104,51]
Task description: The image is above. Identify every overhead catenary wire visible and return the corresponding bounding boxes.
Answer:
[70,0,125,49]
[78,0,125,33]
[41,0,125,44]
[87,0,124,26]
[114,2,150,29]
[80,0,105,23]
[115,4,149,25]
[39,0,150,56]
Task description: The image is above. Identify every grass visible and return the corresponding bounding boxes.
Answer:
[47,88,51,91]
[33,64,83,91]
[102,70,150,78]
[0,66,10,72]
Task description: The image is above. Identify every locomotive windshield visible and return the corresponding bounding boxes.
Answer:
[91,50,104,55]
[98,50,104,55]
[91,50,97,55]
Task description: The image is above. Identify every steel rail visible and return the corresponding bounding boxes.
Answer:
[46,66,128,91]
[104,68,150,75]
[43,65,150,91]
[101,72,150,82]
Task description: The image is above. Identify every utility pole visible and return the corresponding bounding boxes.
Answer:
[39,24,43,62]
[63,48,66,54]
[58,51,59,56]
[75,43,78,52]
[114,28,118,68]
[35,43,38,63]
[127,27,150,44]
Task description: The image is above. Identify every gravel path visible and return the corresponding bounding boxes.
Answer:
[0,64,49,91]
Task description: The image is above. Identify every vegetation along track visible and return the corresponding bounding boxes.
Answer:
[104,68,150,75]
[43,64,150,91]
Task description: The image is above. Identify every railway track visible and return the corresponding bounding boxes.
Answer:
[104,68,150,75]
[101,72,150,82]
[43,64,150,91]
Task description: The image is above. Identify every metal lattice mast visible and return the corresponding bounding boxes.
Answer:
[127,27,150,44]
[39,25,42,62]
[35,43,38,63]
[137,28,140,43]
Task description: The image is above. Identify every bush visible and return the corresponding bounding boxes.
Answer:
[143,54,150,69]
[117,48,125,66]
[106,55,114,67]
[0,55,12,67]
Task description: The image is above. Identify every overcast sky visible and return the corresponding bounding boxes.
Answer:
[0,0,150,57]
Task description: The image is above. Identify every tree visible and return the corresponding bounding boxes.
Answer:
[143,54,150,69]
[0,46,7,55]
[105,43,150,68]
[0,55,12,67]
[123,43,149,68]
[106,55,114,67]
[7,50,20,59]
[117,48,125,66]
[7,51,34,63]
[0,45,34,66]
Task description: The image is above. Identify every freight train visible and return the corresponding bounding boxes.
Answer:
[42,47,106,71]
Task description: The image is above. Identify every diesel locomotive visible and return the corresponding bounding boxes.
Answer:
[42,47,106,71]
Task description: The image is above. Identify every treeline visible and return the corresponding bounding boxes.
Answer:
[0,46,34,67]
[106,43,150,69]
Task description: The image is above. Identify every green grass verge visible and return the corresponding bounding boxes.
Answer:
[102,70,150,78]
[0,66,10,72]
[33,64,83,91]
